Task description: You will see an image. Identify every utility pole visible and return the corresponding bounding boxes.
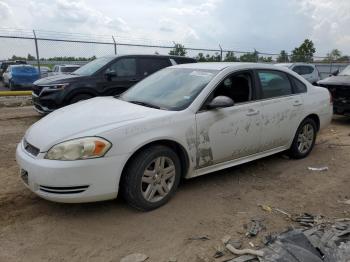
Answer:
[33,30,41,75]
[112,35,117,55]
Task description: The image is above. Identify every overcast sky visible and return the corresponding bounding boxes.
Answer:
[1,0,350,57]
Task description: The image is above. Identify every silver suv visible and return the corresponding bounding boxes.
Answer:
[276,63,320,84]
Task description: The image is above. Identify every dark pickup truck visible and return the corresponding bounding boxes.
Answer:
[318,65,350,116]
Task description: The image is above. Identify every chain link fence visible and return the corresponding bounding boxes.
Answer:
[0,28,349,79]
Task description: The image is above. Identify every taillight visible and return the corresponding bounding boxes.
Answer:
[328,90,333,104]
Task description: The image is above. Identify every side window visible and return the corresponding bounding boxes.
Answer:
[109,58,137,77]
[293,66,314,75]
[291,76,307,94]
[212,72,252,104]
[257,70,292,99]
[139,58,171,76]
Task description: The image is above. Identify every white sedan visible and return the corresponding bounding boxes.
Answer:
[16,63,333,210]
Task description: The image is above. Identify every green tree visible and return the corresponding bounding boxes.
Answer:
[27,53,36,61]
[290,39,316,62]
[324,49,342,62]
[196,53,208,62]
[10,55,26,61]
[169,43,187,56]
[239,51,259,62]
[259,56,273,63]
[224,51,238,62]
[277,50,289,62]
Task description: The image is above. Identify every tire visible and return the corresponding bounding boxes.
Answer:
[288,118,317,159]
[9,81,15,91]
[69,94,93,104]
[121,145,181,211]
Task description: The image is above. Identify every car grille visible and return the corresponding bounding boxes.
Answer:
[23,139,40,156]
[39,185,89,194]
[32,85,43,96]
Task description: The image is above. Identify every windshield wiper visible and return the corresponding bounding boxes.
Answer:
[128,100,161,109]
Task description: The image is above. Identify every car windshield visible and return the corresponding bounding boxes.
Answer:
[120,68,218,111]
[12,66,37,74]
[339,65,350,76]
[61,66,80,73]
[73,57,114,76]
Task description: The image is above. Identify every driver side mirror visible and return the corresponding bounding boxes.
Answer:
[105,70,117,80]
[207,96,234,109]
[330,69,339,76]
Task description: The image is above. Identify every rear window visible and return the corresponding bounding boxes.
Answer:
[293,66,314,75]
[257,70,293,99]
[61,66,80,73]
[12,66,38,74]
[173,57,196,64]
[139,58,171,76]
[291,77,307,93]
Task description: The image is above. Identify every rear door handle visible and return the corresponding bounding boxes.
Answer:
[293,100,303,107]
[246,109,260,116]
[129,78,138,82]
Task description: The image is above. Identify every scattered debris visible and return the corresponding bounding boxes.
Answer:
[293,213,324,228]
[258,204,272,213]
[213,244,226,259]
[246,218,265,237]
[273,208,292,219]
[248,242,255,248]
[188,235,210,241]
[338,199,350,205]
[120,253,148,262]
[222,235,264,257]
[308,166,329,172]
[231,221,350,261]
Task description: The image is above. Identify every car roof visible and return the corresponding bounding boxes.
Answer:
[59,64,80,67]
[102,54,196,60]
[170,62,282,71]
[10,64,34,68]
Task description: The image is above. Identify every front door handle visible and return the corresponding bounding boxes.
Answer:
[293,100,303,107]
[246,109,260,116]
[129,78,138,82]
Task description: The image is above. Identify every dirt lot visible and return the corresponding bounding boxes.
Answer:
[0,106,349,262]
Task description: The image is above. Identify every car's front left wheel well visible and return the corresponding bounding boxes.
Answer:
[121,140,190,183]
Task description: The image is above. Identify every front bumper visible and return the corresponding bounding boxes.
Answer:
[333,101,350,115]
[16,142,128,203]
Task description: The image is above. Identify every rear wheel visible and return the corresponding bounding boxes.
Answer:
[9,81,15,91]
[288,118,317,159]
[121,145,181,211]
[69,94,93,104]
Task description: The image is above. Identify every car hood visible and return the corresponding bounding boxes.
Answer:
[318,75,350,86]
[25,97,169,151]
[34,74,85,85]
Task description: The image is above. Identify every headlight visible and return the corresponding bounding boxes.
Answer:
[45,137,111,161]
[45,83,69,90]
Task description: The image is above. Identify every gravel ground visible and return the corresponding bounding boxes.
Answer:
[0,106,349,262]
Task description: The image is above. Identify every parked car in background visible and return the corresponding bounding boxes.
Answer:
[34,66,52,78]
[17,63,332,210]
[0,60,27,80]
[32,54,197,114]
[3,65,40,90]
[48,65,81,76]
[318,65,350,115]
[275,63,320,84]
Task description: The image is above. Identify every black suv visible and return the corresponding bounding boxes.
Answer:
[32,55,196,113]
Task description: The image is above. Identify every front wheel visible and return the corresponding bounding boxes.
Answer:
[121,145,181,211]
[288,118,317,159]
